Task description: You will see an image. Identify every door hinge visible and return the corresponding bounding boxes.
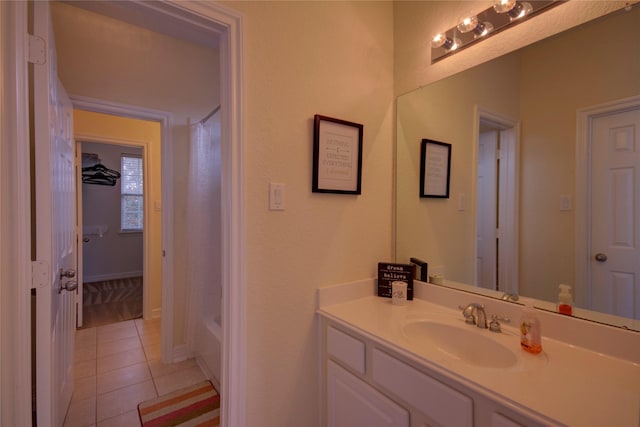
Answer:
[31,260,50,289]
[28,34,46,65]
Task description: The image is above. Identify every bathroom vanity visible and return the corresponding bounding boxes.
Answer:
[317,280,640,427]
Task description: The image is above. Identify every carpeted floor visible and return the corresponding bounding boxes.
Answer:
[81,277,143,329]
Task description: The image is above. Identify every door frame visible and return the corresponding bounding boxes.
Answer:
[72,97,173,358]
[575,95,640,309]
[75,132,157,327]
[1,1,246,426]
[1,2,38,424]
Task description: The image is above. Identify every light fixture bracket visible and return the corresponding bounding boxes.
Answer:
[431,0,562,63]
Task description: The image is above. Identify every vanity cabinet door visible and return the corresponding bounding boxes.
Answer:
[372,349,473,427]
[326,360,410,427]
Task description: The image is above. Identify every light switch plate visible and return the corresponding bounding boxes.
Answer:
[269,183,285,210]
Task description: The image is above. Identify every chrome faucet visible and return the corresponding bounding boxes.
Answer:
[461,303,487,328]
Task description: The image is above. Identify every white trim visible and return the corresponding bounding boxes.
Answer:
[71,97,175,363]
[0,1,35,424]
[474,106,520,295]
[166,3,246,426]
[575,95,640,309]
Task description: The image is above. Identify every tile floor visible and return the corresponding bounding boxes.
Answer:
[64,318,207,427]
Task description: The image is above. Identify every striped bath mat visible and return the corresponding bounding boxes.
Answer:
[138,380,220,427]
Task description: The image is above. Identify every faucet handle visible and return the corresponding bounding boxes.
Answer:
[488,314,510,332]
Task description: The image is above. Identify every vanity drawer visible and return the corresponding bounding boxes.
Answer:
[327,326,366,374]
[372,348,473,427]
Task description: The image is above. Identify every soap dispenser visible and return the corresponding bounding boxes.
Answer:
[557,284,573,316]
[520,299,542,354]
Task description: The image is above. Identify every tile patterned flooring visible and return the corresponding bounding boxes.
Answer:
[65,318,207,427]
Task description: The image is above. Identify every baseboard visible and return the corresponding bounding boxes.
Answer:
[84,271,143,283]
[171,344,193,363]
[151,307,162,319]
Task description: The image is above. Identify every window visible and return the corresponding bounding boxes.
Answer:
[121,155,144,231]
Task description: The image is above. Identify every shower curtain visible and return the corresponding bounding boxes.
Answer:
[185,110,222,352]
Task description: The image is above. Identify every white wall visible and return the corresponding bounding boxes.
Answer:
[81,142,143,282]
[51,2,220,345]
[221,2,394,425]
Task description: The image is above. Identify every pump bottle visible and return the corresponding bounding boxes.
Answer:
[520,299,542,354]
[557,284,573,316]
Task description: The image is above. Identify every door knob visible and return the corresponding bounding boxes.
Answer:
[59,268,76,279]
[58,280,78,294]
[594,253,608,262]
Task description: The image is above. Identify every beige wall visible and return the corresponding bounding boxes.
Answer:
[74,110,163,317]
[51,2,220,346]
[221,1,394,425]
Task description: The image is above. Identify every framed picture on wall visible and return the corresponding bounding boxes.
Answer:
[312,114,363,194]
[420,139,451,198]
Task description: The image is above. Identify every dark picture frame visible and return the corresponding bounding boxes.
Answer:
[420,139,451,198]
[312,114,363,194]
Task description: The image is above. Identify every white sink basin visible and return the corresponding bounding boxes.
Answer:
[402,320,518,369]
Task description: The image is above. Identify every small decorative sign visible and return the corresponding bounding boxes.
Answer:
[377,262,414,300]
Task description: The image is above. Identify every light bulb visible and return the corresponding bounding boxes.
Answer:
[457,15,479,33]
[431,33,447,48]
[493,0,517,13]
[474,21,494,38]
[509,2,533,20]
[430,33,460,51]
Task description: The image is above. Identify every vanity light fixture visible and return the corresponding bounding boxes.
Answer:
[431,0,560,63]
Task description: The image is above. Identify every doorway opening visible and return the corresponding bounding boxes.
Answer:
[78,140,147,328]
[475,108,519,295]
[73,108,163,333]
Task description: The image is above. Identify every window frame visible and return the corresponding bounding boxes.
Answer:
[120,154,144,233]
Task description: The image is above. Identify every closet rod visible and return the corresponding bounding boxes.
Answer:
[200,104,221,124]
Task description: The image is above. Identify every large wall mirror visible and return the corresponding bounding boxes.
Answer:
[396,4,640,330]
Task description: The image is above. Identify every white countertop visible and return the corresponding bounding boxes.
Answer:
[318,281,640,427]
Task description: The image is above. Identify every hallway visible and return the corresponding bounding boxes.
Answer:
[65,319,207,426]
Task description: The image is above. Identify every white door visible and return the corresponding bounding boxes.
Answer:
[590,107,640,319]
[33,1,76,425]
[477,131,498,290]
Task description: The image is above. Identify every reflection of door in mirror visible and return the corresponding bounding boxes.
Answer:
[476,130,498,290]
[475,114,518,295]
[588,106,640,318]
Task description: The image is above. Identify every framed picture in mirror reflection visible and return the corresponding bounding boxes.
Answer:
[420,139,451,198]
